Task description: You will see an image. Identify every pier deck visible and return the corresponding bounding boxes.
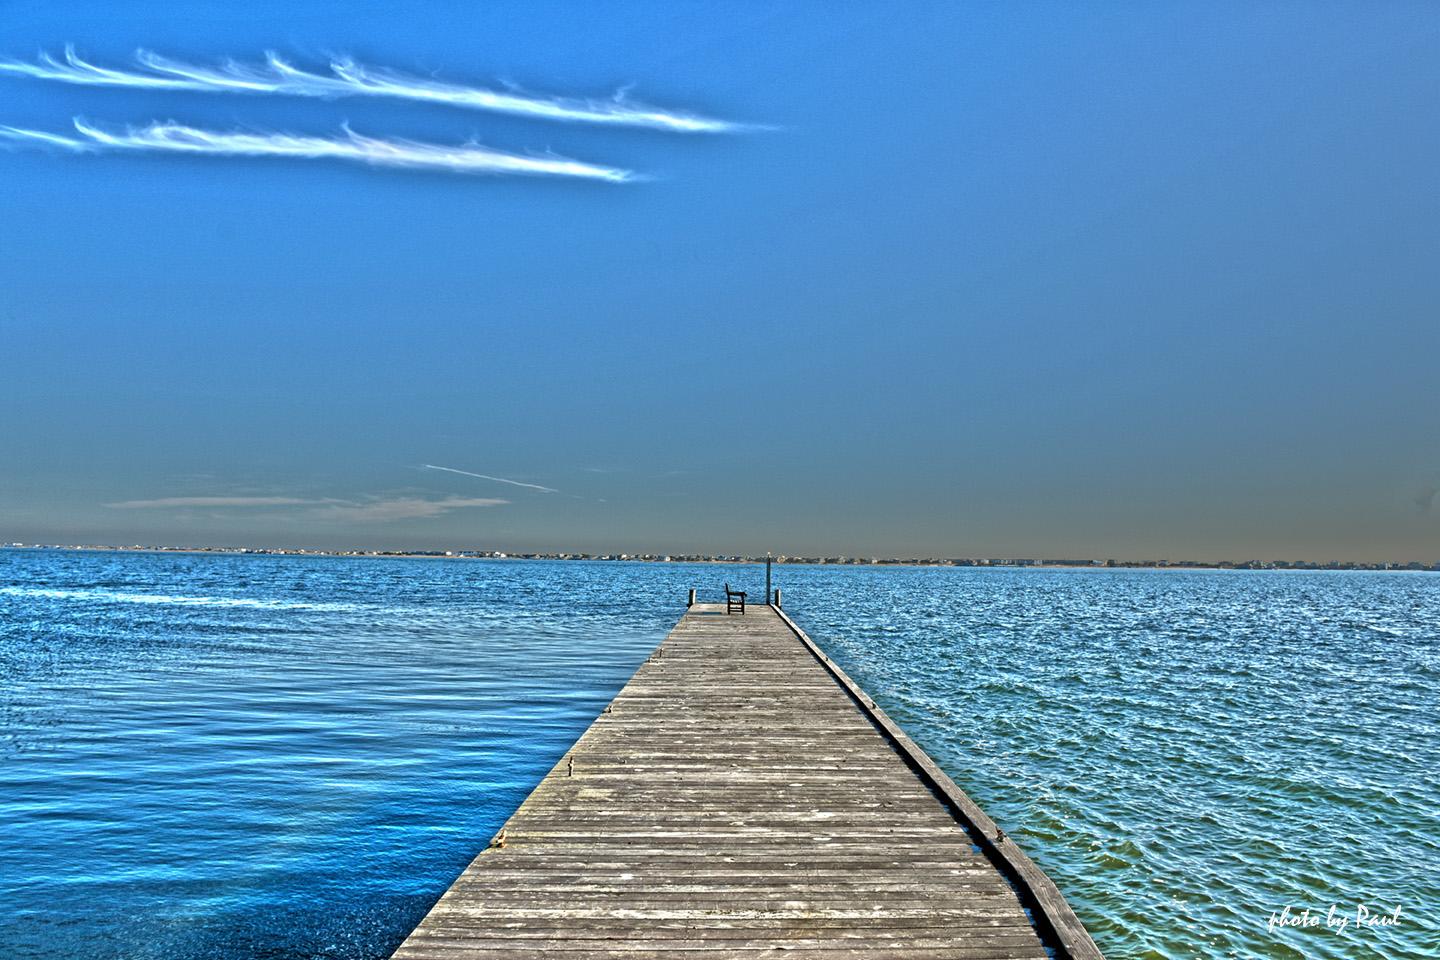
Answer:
[393,602,1101,959]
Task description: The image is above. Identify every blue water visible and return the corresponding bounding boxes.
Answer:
[1,552,1436,959]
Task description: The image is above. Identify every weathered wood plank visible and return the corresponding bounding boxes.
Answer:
[391,602,1100,959]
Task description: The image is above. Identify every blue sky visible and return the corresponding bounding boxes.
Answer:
[2,1,1438,559]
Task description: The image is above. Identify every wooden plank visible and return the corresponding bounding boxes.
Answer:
[769,605,1104,959]
[391,602,1101,959]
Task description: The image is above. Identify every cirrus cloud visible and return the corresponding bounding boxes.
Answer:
[0,46,746,133]
[0,118,635,181]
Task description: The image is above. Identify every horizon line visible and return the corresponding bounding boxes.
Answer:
[3,543,1436,570]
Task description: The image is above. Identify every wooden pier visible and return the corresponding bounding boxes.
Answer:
[392,600,1102,959]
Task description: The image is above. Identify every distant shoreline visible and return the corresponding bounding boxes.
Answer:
[3,544,1436,572]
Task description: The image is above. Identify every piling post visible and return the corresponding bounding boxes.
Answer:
[687,588,696,608]
[765,552,772,607]
[774,587,782,608]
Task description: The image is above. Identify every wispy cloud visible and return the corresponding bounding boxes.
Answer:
[106,496,314,508]
[0,46,745,133]
[422,463,558,493]
[0,118,635,181]
[104,494,507,521]
[312,497,506,522]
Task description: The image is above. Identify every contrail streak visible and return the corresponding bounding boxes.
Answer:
[423,464,558,493]
[0,46,744,133]
[0,119,635,181]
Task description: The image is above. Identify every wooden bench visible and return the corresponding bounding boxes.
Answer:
[724,583,746,615]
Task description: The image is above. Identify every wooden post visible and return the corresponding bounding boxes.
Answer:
[687,588,696,608]
[774,588,781,608]
[765,553,772,607]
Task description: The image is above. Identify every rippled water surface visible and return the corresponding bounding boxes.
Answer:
[784,566,1440,960]
[2,551,1436,959]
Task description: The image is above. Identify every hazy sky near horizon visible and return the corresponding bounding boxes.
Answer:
[2,1,1438,560]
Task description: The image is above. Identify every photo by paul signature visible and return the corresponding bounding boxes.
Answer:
[1267,903,1405,936]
